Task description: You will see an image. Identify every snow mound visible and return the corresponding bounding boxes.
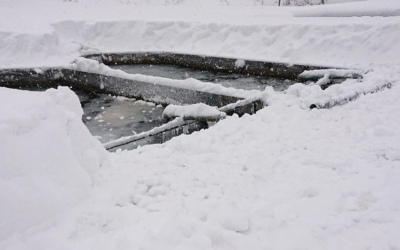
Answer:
[1,2,400,69]
[163,103,226,119]
[0,87,109,240]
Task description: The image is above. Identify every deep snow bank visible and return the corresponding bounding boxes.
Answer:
[59,18,400,68]
[0,1,399,69]
[0,87,108,240]
[2,17,400,69]
[2,69,398,250]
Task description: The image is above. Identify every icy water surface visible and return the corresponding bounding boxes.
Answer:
[76,90,167,151]
[111,64,295,91]
[77,90,207,152]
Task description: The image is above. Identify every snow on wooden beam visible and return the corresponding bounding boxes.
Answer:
[84,52,329,80]
[310,82,392,109]
[298,69,363,82]
[0,68,244,107]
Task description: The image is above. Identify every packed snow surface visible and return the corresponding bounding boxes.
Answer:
[1,69,399,250]
[0,87,109,240]
[1,0,400,249]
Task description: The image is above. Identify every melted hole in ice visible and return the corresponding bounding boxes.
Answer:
[111,64,295,91]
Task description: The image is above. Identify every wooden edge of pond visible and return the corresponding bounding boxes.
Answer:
[0,67,266,151]
[0,68,253,108]
[83,52,330,80]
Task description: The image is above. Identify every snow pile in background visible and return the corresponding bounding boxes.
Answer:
[55,18,400,68]
[1,0,371,8]
[0,87,109,240]
[163,103,225,118]
[288,0,400,17]
[0,0,399,69]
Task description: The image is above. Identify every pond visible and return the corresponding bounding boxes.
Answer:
[111,64,295,91]
[16,64,295,151]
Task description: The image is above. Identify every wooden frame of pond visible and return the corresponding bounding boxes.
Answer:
[84,52,328,80]
[0,52,366,150]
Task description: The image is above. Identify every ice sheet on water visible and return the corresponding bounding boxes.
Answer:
[78,91,165,144]
[110,64,295,92]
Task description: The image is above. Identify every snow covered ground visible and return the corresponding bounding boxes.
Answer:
[1,0,400,69]
[1,0,400,249]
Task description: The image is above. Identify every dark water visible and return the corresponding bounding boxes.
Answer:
[80,62,294,151]
[77,90,165,147]
[76,90,208,152]
[83,65,295,151]
[111,64,295,91]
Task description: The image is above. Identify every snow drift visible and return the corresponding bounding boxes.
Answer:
[0,87,109,240]
[1,1,400,69]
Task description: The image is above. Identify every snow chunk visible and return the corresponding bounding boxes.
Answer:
[134,100,156,106]
[235,59,246,68]
[163,103,226,119]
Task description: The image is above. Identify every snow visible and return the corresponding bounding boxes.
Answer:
[133,100,156,106]
[0,87,109,240]
[299,69,363,78]
[313,73,331,86]
[1,0,400,249]
[234,59,246,68]
[102,117,185,149]
[289,0,400,17]
[163,103,226,118]
[3,73,399,250]
[1,1,400,69]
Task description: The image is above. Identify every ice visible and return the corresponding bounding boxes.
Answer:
[112,64,295,91]
[79,92,165,144]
